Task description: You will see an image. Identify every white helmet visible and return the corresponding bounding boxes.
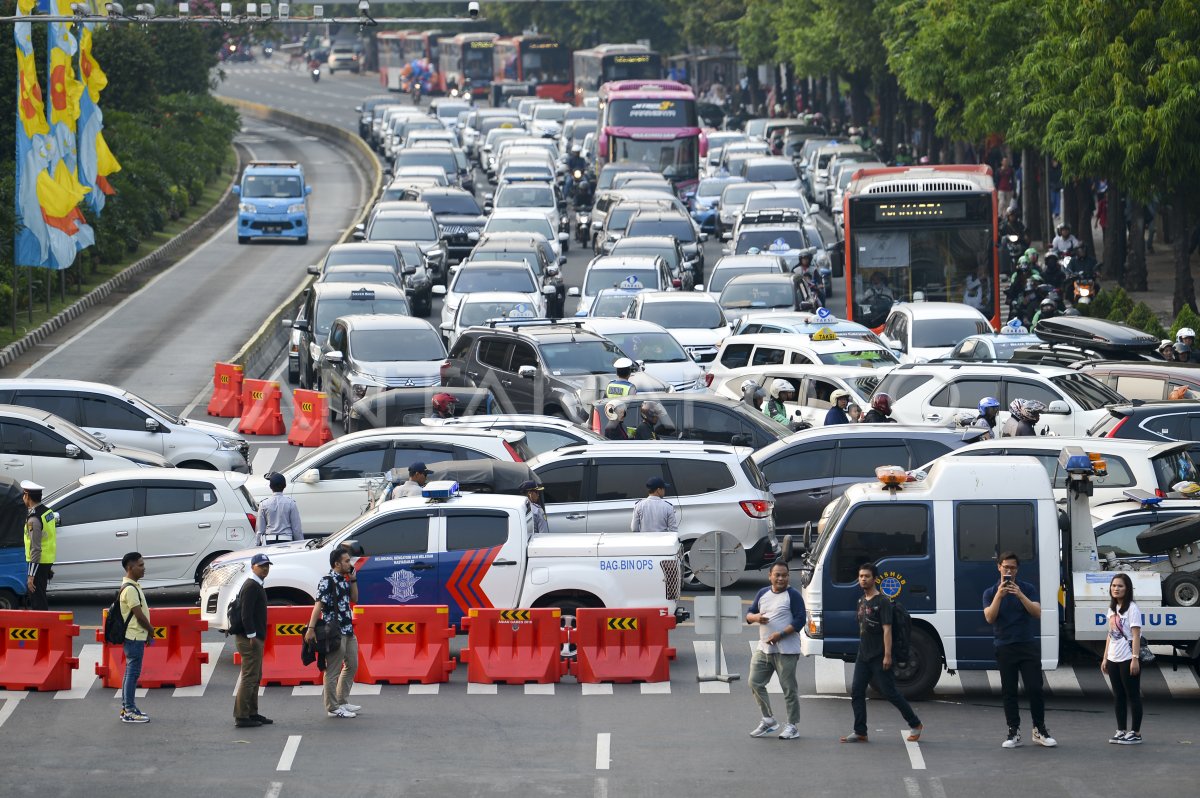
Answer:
[613,357,634,372]
[604,400,625,421]
[1178,327,1196,342]
[769,379,795,399]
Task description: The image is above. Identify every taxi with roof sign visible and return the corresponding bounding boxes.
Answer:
[440,291,544,348]
[707,331,900,386]
[569,255,674,316]
[942,318,1042,363]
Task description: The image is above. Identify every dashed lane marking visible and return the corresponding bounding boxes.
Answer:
[54,644,102,700]
[408,683,440,695]
[693,640,731,694]
[595,733,611,771]
[251,447,281,478]
[174,642,226,697]
[901,728,926,770]
[276,735,301,772]
[639,682,671,694]
[582,683,612,696]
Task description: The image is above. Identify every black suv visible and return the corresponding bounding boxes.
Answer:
[1089,401,1200,454]
[403,187,487,264]
[442,319,664,423]
[588,393,790,451]
[752,425,985,537]
[624,210,707,282]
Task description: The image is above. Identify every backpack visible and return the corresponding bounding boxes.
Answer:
[103,584,136,645]
[225,590,246,636]
[889,599,912,665]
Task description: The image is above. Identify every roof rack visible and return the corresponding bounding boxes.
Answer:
[892,362,1040,374]
[484,318,587,332]
[246,160,300,169]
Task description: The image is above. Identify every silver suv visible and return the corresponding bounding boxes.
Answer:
[528,441,779,585]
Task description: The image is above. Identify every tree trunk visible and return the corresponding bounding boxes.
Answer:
[921,103,936,161]
[1102,181,1125,284]
[829,72,842,129]
[1061,181,1078,249]
[849,72,870,129]
[1171,189,1197,315]
[1125,206,1148,292]
[1022,150,1042,242]
[1075,182,1096,258]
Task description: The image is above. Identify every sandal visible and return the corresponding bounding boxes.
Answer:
[839,733,868,743]
[907,725,924,742]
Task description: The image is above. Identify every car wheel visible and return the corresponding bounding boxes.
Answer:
[298,235,308,245]
[0,588,18,610]
[679,540,704,591]
[329,396,340,423]
[342,397,351,426]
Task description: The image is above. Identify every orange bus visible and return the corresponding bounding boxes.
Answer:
[439,32,499,99]
[493,35,572,104]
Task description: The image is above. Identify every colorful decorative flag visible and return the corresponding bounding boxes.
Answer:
[77,22,120,214]
[14,0,51,267]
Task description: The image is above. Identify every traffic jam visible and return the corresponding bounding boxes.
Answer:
[3,26,1199,790]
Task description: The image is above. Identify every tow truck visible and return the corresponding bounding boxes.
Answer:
[788,450,1200,697]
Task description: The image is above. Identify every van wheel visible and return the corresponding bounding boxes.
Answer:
[680,540,704,591]
[1165,572,1200,607]
[0,589,19,610]
[884,627,941,700]
[298,235,308,245]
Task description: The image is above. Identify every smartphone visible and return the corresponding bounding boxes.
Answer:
[1003,575,1013,584]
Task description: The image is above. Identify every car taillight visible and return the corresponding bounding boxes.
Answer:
[246,512,257,531]
[740,499,772,518]
[1155,488,1166,498]
[704,372,714,387]
[1106,416,1128,437]
[503,440,524,462]
[672,278,681,288]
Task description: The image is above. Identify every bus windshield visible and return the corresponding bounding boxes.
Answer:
[607,98,698,128]
[610,137,698,182]
[605,54,662,82]
[521,48,570,84]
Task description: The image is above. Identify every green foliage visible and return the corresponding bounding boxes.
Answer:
[481,1,682,53]
[1125,302,1167,340]
[1084,287,1113,318]
[1104,286,1134,322]
[1170,305,1200,341]
[776,0,888,80]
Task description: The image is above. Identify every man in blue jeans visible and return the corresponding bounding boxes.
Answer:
[841,562,923,743]
[119,552,154,723]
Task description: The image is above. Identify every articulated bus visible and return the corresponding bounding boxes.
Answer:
[439,32,499,99]
[376,30,413,91]
[573,43,664,106]
[597,81,705,195]
[493,35,572,104]
[841,165,999,331]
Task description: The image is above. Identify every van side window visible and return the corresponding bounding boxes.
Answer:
[594,460,669,502]
[446,511,509,551]
[833,504,928,583]
[720,343,753,370]
[955,502,1035,562]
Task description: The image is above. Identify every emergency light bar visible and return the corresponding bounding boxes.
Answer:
[422,481,460,501]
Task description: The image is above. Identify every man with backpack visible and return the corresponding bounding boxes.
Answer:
[840,562,923,744]
[117,552,153,723]
[233,553,272,728]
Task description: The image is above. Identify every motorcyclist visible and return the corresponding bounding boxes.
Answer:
[740,379,766,411]
[794,249,823,307]
[763,379,796,425]
[1041,251,1066,293]
[635,401,661,440]
[999,209,1029,247]
[1032,296,1058,327]
[603,400,630,440]
[863,393,897,424]
[1175,327,1195,363]
[973,396,1001,439]
[564,145,587,203]
[1051,223,1081,256]
[1001,398,1044,437]
[429,392,459,420]
[1158,338,1177,362]
[824,389,852,425]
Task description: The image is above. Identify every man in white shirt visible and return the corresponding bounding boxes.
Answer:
[395,462,434,498]
[630,477,678,533]
[1051,223,1081,255]
[746,562,805,740]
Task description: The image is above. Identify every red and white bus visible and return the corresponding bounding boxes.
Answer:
[439,32,499,99]
[376,30,413,92]
[841,165,999,330]
[493,35,572,104]
[572,43,664,106]
[597,81,705,194]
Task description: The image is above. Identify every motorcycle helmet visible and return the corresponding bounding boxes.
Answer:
[570,144,581,155]
[1177,327,1196,343]
[769,379,796,399]
[431,393,459,415]
[870,393,893,416]
[978,396,1001,415]
[830,389,850,404]
[1040,297,1055,309]
[1010,398,1045,423]
[1024,247,1039,263]
[604,400,625,422]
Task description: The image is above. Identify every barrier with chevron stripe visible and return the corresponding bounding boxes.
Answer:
[461,608,568,684]
[573,608,677,684]
[354,605,456,685]
[235,606,322,686]
[95,607,208,689]
[0,610,80,691]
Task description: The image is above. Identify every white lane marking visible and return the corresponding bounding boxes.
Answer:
[112,687,148,699]
[0,697,23,729]
[814,656,846,694]
[582,683,612,696]
[524,683,554,695]
[693,640,730,694]
[902,728,926,770]
[904,777,923,798]
[291,685,322,696]
[54,644,102,699]
[639,682,671,694]
[174,642,226,697]
[747,641,782,693]
[252,447,281,477]
[0,690,29,700]
[984,671,1002,694]
[933,670,964,694]
[349,683,381,695]
[595,733,611,771]
[929,777,948,798]
[1158,662,1200,696]
[1044,666,1082,696]
[264,782,283,798]
[408,683,440,695]
[231,672,266,697]
[594,777,608,798]
[276,735,302,771]
[467,683,497,694]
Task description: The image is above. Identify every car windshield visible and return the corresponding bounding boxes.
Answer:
[597,165,653,191]
[460,300,539,327]
[709,265,778,293]
[368,217,437,241]
[351,328,446,361]
[604,331,689,363]
[736,230,805,254]
[722,184,760,205]
[324,249,398,268]
[626,218,696,243]
[911,318,986,349]
[322,270,398,287]
[720,281,796,309]
[589,292,640,317]
[122,389,181,425]
[745,162,798,182]
[533,106,568,121]
[315,298,410,336]
[395,151,456,174]
[486,218,555,239]
[496,184,555,208]
[436,104,470,120]
[1050,374,1126,411]
[817,349,898,368]
[540,339,626,375]
[611,244,679,270]
[640,301,724,330]
[427,194,482,215]
[242,174,302,199]
[585,268,660,295]
[453,268,536,294]
[697,178,734,198]
[746,195,807,214]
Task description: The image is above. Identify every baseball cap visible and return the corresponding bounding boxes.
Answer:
[409,462,434,476]
[251,553,272,567]
[268,472,286,491]
[519,480,543,492]
[646,476,670,491]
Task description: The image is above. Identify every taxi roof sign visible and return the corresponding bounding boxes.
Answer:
[811,327,838,341]
[350,288,377,301]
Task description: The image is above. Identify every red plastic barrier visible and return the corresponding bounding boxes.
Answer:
[232,606,321,686]
[0,610,80,691]
[237,379,285,436]
[287,389,333,448]
[95,607,209,689]
[571,607,677,683]
[459,608,568,685]
[206,362,244,418]
[353,605,456,685]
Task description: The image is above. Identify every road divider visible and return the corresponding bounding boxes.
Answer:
[571,608,677,684]
[206,361,245,418]
[460,607,569,685]
[353,605,456,685]
[234,606,322,686]
[238,379,285,436]
[0,610,80,691]
[95,607,209,689]
[287,389,333,447]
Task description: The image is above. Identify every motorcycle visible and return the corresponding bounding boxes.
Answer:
[1002,234,1024,275]
[570,169,592,209]
[411,82,422,106]
[310,67,321,83]
[575,208,591,247]
[1062,254,1099,306]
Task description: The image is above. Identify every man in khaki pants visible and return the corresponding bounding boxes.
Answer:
[305,547,360,718]
[234,553,272,728]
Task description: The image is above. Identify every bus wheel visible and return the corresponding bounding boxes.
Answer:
[884,627,941,700]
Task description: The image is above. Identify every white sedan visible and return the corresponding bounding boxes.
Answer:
[624,292,732,366]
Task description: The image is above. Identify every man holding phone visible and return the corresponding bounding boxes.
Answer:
[983,552,1056,749]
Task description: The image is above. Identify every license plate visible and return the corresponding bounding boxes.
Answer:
[264,226,282,233]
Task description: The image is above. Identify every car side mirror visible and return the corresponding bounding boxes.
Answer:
[558,256,567,267]
[694,284,705,292]
[232,185,241,196]
[699,233,708,243]
[293,319,310,332]
[567,287,580,297]
[306,265,320,275]
[468,231,481,241]
[281,318,293,329]
[305,186,313,196]
[324,351,344,364]
[352,225,366,241]
[780,535,794,562]
[1045,400,1071,415]
[65,444,81,458]
[518,365,537,379]
[298,468,320,485]
[432,285,447,296]
[731,434,752,447]
[403,265,418,275]
[484,201,493,213]
[722,247,732,256]
[144,418,160,432]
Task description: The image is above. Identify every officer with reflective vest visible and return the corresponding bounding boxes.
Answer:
[605,358,638,399]
[22,480,55,611]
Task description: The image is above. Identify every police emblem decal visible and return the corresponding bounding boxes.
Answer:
[386,569,421,602]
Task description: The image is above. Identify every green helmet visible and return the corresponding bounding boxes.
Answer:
[1017,255,1028,266]
[1024,247,1038,260]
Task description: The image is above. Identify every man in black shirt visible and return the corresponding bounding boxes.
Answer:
[234,553,272,728]
[841,562,922,743]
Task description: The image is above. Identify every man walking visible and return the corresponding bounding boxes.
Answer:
[841,562,923,744]
[305,548,360,719]
[747,562,805,740]
[234,553,272,728]
[119,552,153,723]
[257,473,303,545]
[630,477,678,534]
[983,552,1056,749]
[21,480,55,610]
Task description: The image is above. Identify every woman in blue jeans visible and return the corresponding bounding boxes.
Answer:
[119,552,153,723]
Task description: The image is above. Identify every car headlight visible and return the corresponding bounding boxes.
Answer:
[806,611,823,638]
[202,561,246,590]
[238,203,257,213]
[212,436,244,451]
[287,203,306,214]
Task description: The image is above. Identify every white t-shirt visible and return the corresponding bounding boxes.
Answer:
[756,589,802,655]
[1106,601,1143,662]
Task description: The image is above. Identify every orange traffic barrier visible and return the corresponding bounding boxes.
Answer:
[570,607,677,683]
[237,378,285,436]
[95,607,209,689]
[287,389,334,448]
[459,608,568,685]
[0,610,80,691]
[352,605,456,685]
[206,362,244,418]
[233,606,321,686]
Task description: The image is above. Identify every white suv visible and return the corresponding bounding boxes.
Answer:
[873,363,1126,435]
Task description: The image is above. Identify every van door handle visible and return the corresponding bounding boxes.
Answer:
[198,522,211,529]
[410,563,435,571]
[566,513,586,520]
[3,459,22,467]
[909,586,927,595]
[925,413,942,423]
[115,530,129,537]
[493,559,517,566]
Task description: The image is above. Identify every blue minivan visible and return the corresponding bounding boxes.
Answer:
[234,160,311,244]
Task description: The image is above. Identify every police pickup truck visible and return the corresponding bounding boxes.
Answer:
[790,452,1200,698]
[200,482,683,629]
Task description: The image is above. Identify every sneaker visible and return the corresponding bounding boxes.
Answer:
[778,724,800,740]
[1033,726,1057,748]
[749,718,779,738]
[1118,732,1142,745]
[1108,730,1127,744]
[1002,728,1022,748]
[327,706,357,719]
[340,703,362,713]
[121,709,149,723]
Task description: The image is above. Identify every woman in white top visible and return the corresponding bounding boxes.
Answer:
[1100,572,1143,745]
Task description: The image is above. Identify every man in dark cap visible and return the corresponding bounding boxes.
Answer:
[234,553,272,728]
[520,480,549,535]
[257,472,303,545]
[396,462,434,498]
[630,477,678,533]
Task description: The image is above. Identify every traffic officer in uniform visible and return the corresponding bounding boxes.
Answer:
[520,480,550,535]
[22,480,55,610]
[631,477,679,534]
[605,358,638,399]
[256,473,303,545]
[395,462,434,498]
